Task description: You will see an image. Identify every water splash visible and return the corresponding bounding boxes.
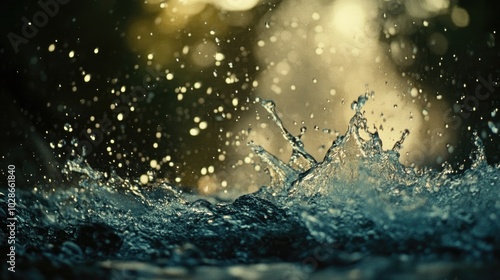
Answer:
[254,98,317,170]
[251,94,500,258]
[5,94,500,279]
[252,93,410,196]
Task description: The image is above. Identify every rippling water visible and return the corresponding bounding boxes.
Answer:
[2,95,499,279]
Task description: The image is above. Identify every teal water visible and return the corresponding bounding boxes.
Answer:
[2,94,499,279]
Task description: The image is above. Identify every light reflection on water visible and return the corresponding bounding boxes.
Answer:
[8,95,499,279]
[121,0,486,193]
[1,0,499,279]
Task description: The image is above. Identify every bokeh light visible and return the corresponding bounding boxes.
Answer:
[2,0,498,195]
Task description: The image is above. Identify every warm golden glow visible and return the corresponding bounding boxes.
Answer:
[211,0,261,11]
[237,0,459,169]
[197,174,219,194]
[406,0,450,18]
[451,6,470,27]
[122,0,472,192]
[330,0,367,37]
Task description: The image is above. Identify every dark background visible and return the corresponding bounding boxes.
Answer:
[0,0,499,191]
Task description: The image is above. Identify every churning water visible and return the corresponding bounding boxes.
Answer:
[2,94,500,279]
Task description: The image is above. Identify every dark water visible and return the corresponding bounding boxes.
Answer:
[2,96,499,279]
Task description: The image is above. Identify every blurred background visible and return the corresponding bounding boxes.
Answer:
[1,0,499,195]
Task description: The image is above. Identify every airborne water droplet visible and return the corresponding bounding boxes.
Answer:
[300,126,307,134]
[488,121,498,134]
[64,123,73,132]
[351,101,358,111]
[57,139,66,148]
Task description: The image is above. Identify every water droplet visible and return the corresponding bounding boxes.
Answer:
[351,101,358,111]
[57,139,66,148]
[488,121,498,134]
[64,123,73,132]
